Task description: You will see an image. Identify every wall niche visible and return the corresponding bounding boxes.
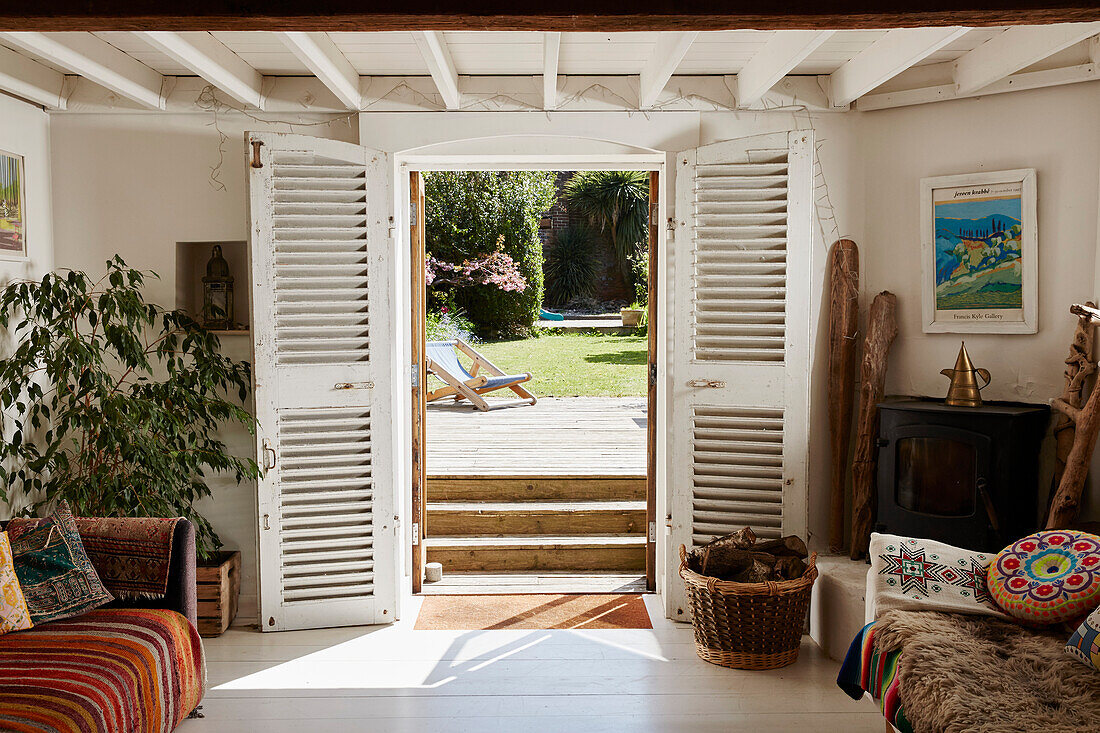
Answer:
[175,241,249,335]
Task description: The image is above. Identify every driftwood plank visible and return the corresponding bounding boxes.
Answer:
[827,239,859,552]
[850,291,898,560]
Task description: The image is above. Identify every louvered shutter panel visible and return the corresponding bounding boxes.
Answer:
[248,132,397,631]
[668,131,813,611]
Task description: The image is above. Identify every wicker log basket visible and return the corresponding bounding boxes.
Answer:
[679,544,818,670]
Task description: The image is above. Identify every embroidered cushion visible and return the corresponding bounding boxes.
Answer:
[987,530,1100,624]
[0,532,33,634]
[8,502,113,624]
[869,533,1008,619]
[1065,604,1100,670]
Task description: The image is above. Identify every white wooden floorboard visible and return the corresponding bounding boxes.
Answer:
[426,397,646,477]
[181,595,882,732]
[422,571,647,595]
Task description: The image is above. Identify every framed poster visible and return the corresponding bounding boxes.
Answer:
[0,150,26,260]
[921,169,1037,334]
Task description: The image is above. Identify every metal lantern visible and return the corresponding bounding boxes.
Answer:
[202,244,234,330]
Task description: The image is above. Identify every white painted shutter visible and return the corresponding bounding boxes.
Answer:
[667,131,813,613]
[248,132,397,631]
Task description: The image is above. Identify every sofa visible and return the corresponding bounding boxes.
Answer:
[0,517,206,733]
[837,533,1100,732]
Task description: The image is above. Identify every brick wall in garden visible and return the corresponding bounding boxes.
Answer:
[539,171,632,304]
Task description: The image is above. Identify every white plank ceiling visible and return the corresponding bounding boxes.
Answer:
[0,26,1097,112]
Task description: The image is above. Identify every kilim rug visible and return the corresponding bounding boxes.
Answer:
[8,516,182,599]
[414,593,653,630]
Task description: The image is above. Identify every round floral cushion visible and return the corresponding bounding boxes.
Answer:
[987,530,1100,624]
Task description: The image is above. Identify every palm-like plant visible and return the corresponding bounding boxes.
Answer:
[564,171,649,286]
[544,225,597,307]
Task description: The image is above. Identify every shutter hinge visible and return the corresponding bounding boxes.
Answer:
[649,363,657,387]
[410,200,418,219]
[666,217,676,232]
[648,521,657,542]
[412,522,420,545]
[411,363,420,389]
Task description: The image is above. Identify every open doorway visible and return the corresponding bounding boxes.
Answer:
[409,166,660,597]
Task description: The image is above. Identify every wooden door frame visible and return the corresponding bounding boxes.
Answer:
[409,171,427,594]
[402,149,664,593]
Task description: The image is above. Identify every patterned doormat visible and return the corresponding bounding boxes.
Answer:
[414,593,653,630]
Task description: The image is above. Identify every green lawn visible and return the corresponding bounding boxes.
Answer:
[438,333,647,398]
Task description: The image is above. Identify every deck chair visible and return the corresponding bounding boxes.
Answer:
[425,338,536,411]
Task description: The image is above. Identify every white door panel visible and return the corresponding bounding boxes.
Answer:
[248,132,397,631]
[667,130,813,616]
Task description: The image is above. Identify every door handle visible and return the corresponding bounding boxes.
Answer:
[334,381,374,390]
[262,440,277,471]
[687,378,726,389]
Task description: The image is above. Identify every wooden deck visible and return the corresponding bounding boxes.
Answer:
[426,397,646,477]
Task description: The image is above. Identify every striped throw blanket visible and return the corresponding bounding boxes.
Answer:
[0,608,206,733]
[836,621,913,733]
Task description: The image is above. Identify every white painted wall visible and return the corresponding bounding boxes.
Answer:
[0,94,53,288]
[49,112,358,622]
[0,93,54,519]
[857,82,1100,520]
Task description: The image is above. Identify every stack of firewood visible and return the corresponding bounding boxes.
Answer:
[686,527,809,583]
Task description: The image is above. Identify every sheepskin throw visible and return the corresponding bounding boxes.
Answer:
[874,609,1100,733]
[869,533,1008,619]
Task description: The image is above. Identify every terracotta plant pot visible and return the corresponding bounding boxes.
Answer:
[196,550,241,637]
[621,308,644,327]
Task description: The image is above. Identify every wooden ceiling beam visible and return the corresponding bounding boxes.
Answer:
[412,30,461,110]
[735,30,833,107]
[827,26,970,107]
[279,31,362,110]
[0,42,69,109]
[543,31,560,110]
[0,31,165,109]
[639,31,697,108]
[954,22,1100,94]
[136,31,265,108]
[1,4,1099,32]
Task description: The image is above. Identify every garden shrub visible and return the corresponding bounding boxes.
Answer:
[425,308,477,343]
[425,171,557,338]
[544,224,598,307]
[564,170,649,294]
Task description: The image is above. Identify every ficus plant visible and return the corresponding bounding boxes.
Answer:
[0,256,260,558]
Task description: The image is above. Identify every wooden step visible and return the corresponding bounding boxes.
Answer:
[426,475,646,502]
[427,501,646,536]
[424,535,646,572]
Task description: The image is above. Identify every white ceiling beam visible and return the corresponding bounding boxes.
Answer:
[857,61,1099,112]
[954,22,1100,94]
[828,27,970,107]
[0,32,165,109]
[638,31,698,108]
[0,43,69,109]
[412,31,461,110]
[735,30,834,108]
[279,32,362,111]
[543,31,561,110]
[136,31,264,109]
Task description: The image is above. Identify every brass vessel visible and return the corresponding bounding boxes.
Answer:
[941,342,990,408]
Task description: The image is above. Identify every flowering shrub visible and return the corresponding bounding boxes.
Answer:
[425,171,556,338]
[426,248,527,293]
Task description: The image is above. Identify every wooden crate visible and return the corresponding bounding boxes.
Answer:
[196,550,241,637]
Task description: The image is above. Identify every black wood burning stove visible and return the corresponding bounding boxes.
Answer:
[875,399,1050,552]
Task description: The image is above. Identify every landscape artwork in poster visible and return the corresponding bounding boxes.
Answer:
[933,181,1023,314]
[0,151,25,256]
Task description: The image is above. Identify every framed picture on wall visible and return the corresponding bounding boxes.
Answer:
[920,169,1037,334]
[0,150,26,260]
